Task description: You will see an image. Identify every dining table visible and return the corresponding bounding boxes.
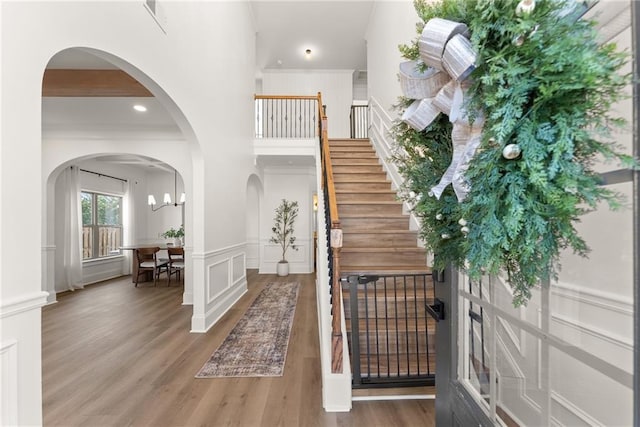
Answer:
[120,244,181,283]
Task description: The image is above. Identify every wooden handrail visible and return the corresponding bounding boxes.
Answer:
[317,92,343,374]
[254,94,320,100]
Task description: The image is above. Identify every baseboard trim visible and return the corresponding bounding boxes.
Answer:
[352,394,435,401]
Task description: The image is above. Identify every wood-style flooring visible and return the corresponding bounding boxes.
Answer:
[42,270,435,426]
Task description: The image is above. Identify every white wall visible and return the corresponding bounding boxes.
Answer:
[365,1,418,115]
[259,166,316,274]
[261,69,354,138]
[353,74,368,102]
[2,2,256,424]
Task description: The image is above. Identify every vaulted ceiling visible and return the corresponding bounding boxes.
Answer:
[42,1,375,168]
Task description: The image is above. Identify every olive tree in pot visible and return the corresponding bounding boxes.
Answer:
[270,199,299,276]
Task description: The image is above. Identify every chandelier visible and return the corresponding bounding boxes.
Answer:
[148,169,185,211]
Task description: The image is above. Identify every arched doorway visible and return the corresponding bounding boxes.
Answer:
[245,174,263,269]
[42,47,201,310]
[44,156,190,302]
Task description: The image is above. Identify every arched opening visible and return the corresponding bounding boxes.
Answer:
[44,156,189,299]
[245,174,263,270]
[42,47,201,309]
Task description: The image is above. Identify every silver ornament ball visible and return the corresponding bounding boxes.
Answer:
[502,143,522,160]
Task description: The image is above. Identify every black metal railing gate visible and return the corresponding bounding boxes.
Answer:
[345,273,438,388]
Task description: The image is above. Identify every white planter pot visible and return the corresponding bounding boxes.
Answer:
[276,261,289,276]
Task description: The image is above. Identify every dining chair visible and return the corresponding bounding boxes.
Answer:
[135,247,169,287]
[167,247,185,286]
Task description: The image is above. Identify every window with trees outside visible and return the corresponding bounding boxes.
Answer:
[81,191,123,260]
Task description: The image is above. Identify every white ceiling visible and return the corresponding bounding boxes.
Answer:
[252,0,373,72]
[42,1,375,168]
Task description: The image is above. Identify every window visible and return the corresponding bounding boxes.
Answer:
[81,191,123,260]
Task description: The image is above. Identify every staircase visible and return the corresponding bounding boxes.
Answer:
[331,139,428,275]
[329,138,436,388]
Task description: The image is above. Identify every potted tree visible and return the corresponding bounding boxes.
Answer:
[270,199,299,276]
[162,225,184,247]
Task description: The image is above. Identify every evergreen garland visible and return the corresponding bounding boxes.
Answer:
[393,0,634,305]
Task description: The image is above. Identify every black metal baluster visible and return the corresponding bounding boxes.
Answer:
[403,275,410,376]
[364,280,371,379]
[349,276,362,387]
[373,278,381,378]
[384,275,390,379]
[413,275,420,375]
[424,274,431,375]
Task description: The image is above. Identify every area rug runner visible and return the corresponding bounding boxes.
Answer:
[195,281,300,378]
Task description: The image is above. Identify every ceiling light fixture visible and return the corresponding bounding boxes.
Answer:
[305,48,312,59]
[148,169,186,211]
[133,104,147,112]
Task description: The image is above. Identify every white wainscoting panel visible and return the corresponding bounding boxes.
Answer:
[260,238,311,274]
[1,339,18,426]
[207,259,230,304]
[232,254,246,285]
[194,243,248,332]
[80,256,126,287]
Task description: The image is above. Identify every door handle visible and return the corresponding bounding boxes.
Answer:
[426,298,445,322]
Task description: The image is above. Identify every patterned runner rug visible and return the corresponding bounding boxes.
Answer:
[195,281,300,378]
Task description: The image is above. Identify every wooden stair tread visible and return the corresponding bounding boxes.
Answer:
[330,148,375,151]
[341,247,426,253]
[337,190,396,194]
[334,173,387,177]
[343,229,417,234]
[344,293,434,300]
[333,176,389,182]
[356,354,436,377]
[329,142,371,146]
[338,201,402,205]
[341,267,432,275]
[340,212,408,217]
[331,155,378,159]
[331,159,382,162]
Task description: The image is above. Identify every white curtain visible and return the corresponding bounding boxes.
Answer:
[63,166,83,290]
[123,178,136,275]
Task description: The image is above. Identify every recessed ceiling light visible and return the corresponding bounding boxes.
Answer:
[133,105,147,112]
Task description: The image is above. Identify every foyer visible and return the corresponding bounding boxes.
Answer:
[42,271,435,426]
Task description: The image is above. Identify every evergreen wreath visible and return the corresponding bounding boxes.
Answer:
[393,0,635,305]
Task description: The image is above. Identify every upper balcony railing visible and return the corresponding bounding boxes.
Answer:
[254,95,320,139]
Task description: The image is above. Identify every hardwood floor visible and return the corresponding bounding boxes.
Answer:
[42,270,435,426]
